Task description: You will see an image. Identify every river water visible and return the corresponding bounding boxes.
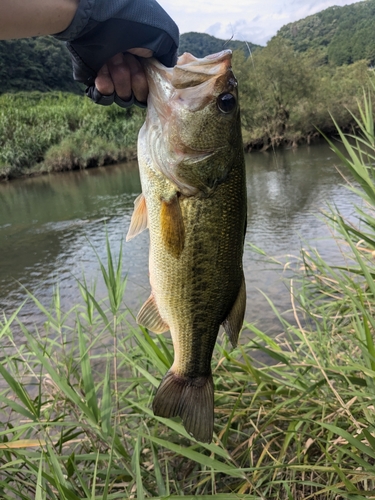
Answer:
[0,141,360,336]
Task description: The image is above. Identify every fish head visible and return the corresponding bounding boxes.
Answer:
[140,50,242,196]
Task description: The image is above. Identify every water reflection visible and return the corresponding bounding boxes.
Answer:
[0,142,360,336]
[244,144,360,332]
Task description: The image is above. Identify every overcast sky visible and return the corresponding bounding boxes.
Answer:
[158,0,363,46]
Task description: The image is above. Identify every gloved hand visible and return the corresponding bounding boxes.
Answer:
[54,0,179,108]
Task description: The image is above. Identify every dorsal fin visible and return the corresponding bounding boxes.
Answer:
[126,193,148,241]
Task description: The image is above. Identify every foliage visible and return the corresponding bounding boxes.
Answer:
[0,37,82,95]
[277,0,375,66]
[232,40,375,149]
[0,92,144,179]
[179,32,261,59]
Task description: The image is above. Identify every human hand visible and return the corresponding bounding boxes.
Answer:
[54,0,179,108]
[89,49,152,108]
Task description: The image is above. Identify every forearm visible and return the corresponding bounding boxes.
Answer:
[0,0,79,40]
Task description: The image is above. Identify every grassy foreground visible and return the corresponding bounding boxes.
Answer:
[2,98,375,499]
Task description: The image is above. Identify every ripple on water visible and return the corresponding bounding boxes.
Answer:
[0,147,362,340]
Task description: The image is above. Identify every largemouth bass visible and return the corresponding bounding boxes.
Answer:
[127,50,247,443]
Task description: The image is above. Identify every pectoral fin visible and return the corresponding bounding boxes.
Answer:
[161,195,185,258]
[222,275,246,347]
[126,193,148,241]
[137,294,169,334]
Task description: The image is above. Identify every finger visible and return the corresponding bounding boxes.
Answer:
[123,53,149,104]
[94,63,114,96]
[107,53,132,101]
[127,48,153,58]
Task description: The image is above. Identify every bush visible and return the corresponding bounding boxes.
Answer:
[0,92,144,179]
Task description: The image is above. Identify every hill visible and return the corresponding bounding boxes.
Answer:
[0,33,260,95]
[277,0,375,65]
[0,37,82,94]
[178,32,261,58]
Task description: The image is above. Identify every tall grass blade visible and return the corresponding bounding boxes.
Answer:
[77,318,99,423]
[101,361,112,436]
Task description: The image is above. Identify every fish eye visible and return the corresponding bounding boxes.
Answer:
[217,93,236,114]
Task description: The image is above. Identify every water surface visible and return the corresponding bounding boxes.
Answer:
[0,142,360,336]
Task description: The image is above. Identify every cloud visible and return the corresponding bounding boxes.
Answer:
[158,0,362,46]
[206,19,269,46]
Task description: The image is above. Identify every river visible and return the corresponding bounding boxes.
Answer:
[0,141,360,337]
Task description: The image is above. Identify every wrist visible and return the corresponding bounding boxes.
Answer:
[54,0,95,41]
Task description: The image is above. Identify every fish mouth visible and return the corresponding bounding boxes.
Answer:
[142,50,234,108]
[171,50,233,89]
[140,50,238,196]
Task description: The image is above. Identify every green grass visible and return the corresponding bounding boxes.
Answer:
[2,249,375,499]
[1,45,374,180]
[2,94,375,499]
[0,92,145,179]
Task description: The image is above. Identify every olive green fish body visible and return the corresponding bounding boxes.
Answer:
[127,51,247,443]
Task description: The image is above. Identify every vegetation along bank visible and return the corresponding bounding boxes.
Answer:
[1,0,375,180]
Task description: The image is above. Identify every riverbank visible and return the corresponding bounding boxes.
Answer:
[0,92,144,181]
[2,45,373,181]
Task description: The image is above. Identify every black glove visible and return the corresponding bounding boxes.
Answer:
[54,0,179,108]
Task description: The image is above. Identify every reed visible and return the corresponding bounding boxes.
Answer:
[0,92,144,180]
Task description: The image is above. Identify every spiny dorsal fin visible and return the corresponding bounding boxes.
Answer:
[160,195,185,258]
[126,193,148,241]
[152,370,214,443]
[222,274,246,347]
[137,294,169,334]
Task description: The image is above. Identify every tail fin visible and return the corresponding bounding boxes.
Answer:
[152,370,214,443]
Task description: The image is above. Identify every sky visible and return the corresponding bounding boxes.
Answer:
[158,0,364,46]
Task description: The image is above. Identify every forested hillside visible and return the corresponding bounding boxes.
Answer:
[1,0,373,97]
[0,33,258,95]
[0,37,81,94]
[178,32,261,58]
[277,0,375,65]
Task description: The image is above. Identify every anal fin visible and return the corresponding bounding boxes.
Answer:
[126,193,148,241]
[137,294,169,334]
[161,195,185,258]
[222,274,246,347]
[152,370,214,443]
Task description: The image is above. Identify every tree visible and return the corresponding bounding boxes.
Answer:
[0,37,82,94]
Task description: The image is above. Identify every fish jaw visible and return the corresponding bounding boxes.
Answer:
[141,50,240,196]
